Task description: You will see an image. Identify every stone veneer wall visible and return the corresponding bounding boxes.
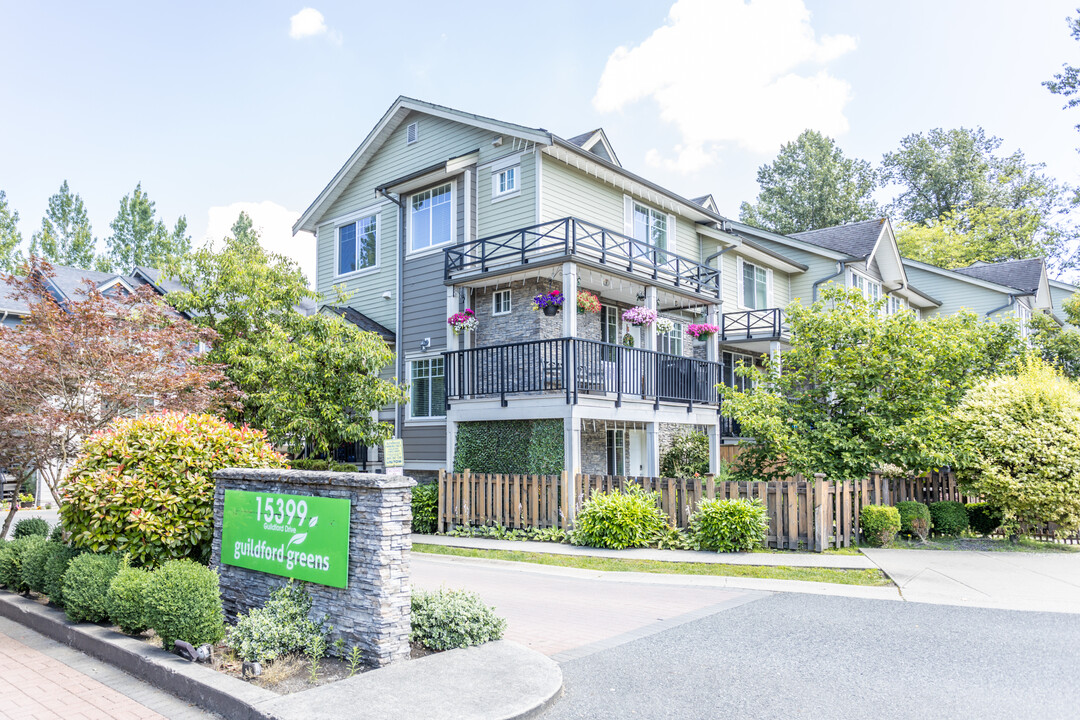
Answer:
[659,423,709,458]
[211,469,414,667]
[472,278,564,346]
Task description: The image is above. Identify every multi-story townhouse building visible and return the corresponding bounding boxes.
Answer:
[295,97,1080,484]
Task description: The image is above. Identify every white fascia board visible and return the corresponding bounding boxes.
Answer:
[726,221,850,261]
[868,219,908,288]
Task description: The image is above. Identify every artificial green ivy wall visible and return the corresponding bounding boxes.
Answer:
[453,420,564,475]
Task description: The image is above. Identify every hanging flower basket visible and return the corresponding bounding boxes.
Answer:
[533,290,564,315]
[654,318,674,334]
[577,290,601,314]
[686,323,719,340]
[622,306,657,327]
[447,309,478,334]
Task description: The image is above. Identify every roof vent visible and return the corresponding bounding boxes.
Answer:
[406,122,419,145]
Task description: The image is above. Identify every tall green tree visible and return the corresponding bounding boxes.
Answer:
[1045,10,1080,136]
[103,183,191,272]
[739,130,878,234]
[721,286,1024,481]
[28,181,97,268]
[0,191,23,273]
[167,212,406,454]
[1028,295,1080,379]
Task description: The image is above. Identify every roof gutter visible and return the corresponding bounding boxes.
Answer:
[813,260,848,302]
[985,294,1017,318]
[378,188,406,441]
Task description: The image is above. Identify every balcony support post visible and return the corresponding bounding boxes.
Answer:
[769,340,782,376]
[644,286,657,352]
[562,262,578,338]
[645,422,660,478]
[447,286,460,353]
[706,304,721,364]
[707,421,722,476]
[563,415,581,525]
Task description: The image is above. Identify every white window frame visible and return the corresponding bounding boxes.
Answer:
[659,320,684,356]
[628,199,670,254]
[492,289,512,316]
[1017,303,1032,338]
[333,208,380,280]
[407,356,446,421]
[408,182,456,256]
[849,269,882,304]
[736,257,772,310]
[491,165,520,201]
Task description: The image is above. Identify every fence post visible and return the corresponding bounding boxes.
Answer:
[814,473,827,552]
[463,469,472,528]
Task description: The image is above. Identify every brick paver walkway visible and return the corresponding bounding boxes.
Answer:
[0,617,212,720]
[412,554,767,661]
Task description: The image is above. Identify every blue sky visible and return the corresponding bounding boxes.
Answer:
[2,0,1079,283]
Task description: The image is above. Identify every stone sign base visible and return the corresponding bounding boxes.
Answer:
[211,469,415,667]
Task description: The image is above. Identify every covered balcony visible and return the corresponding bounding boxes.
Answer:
[720,308,789,353]
[444,217,721,299]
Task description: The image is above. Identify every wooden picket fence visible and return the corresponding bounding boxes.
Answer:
[437,468,1079,549]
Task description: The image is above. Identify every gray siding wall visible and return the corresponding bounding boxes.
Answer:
[402,424,446,463]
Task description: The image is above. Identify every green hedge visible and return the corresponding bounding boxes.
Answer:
[289,459,358,472]
[930,501,970,536]
[454,420,563,475]
[860,505,900,547]
[967,502,1002,536]
[896,501,931,541]
[411,484,438,534]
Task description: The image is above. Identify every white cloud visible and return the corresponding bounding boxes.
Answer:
[594,0,857,170]
[289,8,331,40]
[204,201,316,289]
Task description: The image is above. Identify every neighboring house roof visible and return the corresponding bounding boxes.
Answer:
[789,218,888,259]
[133,266,188,296]
[564,128,621,167]
[952,258,1045,294]
[691,194,720,214]
[44,264,143,302]
[0,284,29,316]
[323,305,395,342]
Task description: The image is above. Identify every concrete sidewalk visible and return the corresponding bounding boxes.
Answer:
[413,533,877,569]
[861,548,1080,614]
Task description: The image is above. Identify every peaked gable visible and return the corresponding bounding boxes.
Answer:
[565,128,621,167]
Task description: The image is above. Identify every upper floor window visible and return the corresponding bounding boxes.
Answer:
[632,202,668,253]
[337,214,378,276]
[741,260,769,309]
[659,320,683,356]
[492,289,511,316]
[886,295,907,315]
[410,357,445,419]
[1017,303,1032,338]
[410,183,453,252]
[850,270,881,303]
[492,166,518,199]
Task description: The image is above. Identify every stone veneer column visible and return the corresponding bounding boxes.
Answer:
[211,469,415,667]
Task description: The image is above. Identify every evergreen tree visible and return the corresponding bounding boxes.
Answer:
[104,183,191,272]
[29,181,96,268]
[0,191,23,274]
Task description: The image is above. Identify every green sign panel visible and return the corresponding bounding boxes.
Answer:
[221,490,351,588]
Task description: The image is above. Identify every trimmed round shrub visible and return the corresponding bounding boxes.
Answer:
[689,498,770,552]
[21,539,54,593]
[660,430,710,479]
[226,582,327,663]
[144,559,225,649]
[929,501,970,536]
[62,553,120,623]
[895,501,931,541]
[12,517,50,539]
[571,486,669,550]
[952,361,1080,534]
[43,544,81,606]
[411,484,438,535]
[967,502,1003,537]
[60,412,286,567]
[0,537,46,592]
[410,588,506,651]
[860,505,901,547]
[107,562,152,634]
[49,524,65,543]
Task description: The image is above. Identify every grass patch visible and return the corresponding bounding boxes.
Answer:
[413,543,892,587]
[891,537,1080,553]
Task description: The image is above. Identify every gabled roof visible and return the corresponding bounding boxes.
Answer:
[293,96,552,234]
[44,265,144,302]
[0,284,29,316]
[953,258,1045,294]
[691,194,720,214]
[564,128,621,167]
[323,305,395,342]
[790,218,887,259]
[133,266,188,296]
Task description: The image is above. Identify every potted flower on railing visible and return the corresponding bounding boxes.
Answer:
[447,309,478,334]
[686,323,719,340]
[577,290,600,314]
[655,318,674,334]
[533,290,564,316]
[622,306,657,327]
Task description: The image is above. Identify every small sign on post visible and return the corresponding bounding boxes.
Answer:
[384,438,404,477]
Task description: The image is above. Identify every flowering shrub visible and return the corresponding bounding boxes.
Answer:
[447,309,478,334]
[227,582,328,662]
[532,290,564,310]
[622,306,657,326]
[576,290,601,314]
[654,318,674,334]
[686,323,719,339]
[411,588,507,651]
[61,413,287,567]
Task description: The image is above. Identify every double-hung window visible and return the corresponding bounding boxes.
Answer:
[410,358,445,419]
[410,183,453,252]
[1018,304,1032,338]
[659,321,684,356]
[632,202,668,259]
[742,261,769,309]
[849,270,881,304]
[337,213,378,276]
[492,289,511,316]
[606,428,626,476]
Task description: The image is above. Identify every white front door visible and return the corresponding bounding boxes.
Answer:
[627,429,646,477]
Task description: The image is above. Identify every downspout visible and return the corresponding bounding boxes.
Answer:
[812,260,848,302]
[985,294,1017,318]
[378,188,405,440]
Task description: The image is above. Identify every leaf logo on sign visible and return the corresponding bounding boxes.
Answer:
[309,516,318,528]
[288,533,307,548]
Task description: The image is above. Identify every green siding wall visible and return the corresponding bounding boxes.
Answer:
[477,151,537,239]
[903,265,1014,319]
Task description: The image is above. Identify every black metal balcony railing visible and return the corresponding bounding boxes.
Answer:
[444,337,723,410]
[721,308,786,342]
[444,217,721,298]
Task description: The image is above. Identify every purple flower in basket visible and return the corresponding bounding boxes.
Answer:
[532,290,564,310]
[622,306,657,326]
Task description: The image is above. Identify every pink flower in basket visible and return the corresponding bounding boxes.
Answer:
[622,306,657,326]
[686,323,719,339]
[448,309,478,334]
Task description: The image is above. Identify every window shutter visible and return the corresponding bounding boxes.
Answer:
[736,257,745,309]
[766,269,774,308]
[623,195,633,236]
[666,213,676,254]
[407,122,419,144]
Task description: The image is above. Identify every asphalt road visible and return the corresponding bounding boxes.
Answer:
[541,592,1080,720]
